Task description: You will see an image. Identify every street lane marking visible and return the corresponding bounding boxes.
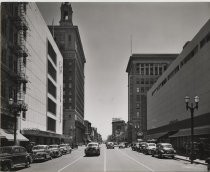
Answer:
[57,156,83,172]
[104,146,107,172]
[119,149,155,172]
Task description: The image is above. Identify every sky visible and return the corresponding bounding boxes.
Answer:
[37,2,210,140]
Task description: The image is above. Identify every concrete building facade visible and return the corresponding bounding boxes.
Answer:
[1,2,64,146]
[48,3,86,145]
[126,54,177,143]
[112,118,126,143]
[147,19,210,158]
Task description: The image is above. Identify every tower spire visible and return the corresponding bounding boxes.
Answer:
[60,2,73,26]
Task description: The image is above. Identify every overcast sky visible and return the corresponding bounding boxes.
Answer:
[37,2,210,140]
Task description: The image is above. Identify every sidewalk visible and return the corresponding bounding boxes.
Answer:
[175,155,207,165]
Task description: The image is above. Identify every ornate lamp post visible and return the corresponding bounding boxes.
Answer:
[184,96,199,164]
[9,98,27,145]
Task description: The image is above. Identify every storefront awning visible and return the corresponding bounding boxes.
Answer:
[169,125,210,138]
[0,129,29,141]
[147,132,168,140]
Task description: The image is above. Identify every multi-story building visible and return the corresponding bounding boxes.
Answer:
[1,2,64,146]
[112,118,126,142]
[147,19,210,158]
[126,54,177,143]
[84,120,91,144]
[48,3,86,145]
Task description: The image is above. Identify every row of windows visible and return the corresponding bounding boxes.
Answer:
[152,31,210,96]
[48,41,57,66]
[136,87,150,93]
[135,63,167,75]
[136,78,157,85]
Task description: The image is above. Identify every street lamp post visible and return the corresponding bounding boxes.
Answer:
[9,98,27,145]
[184,96,199,164]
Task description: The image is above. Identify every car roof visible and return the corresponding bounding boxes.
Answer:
[159,143,172,145]
[88,142,98,145]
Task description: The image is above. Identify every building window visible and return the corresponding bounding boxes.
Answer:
[48,79,56,98]
[48,41,57,66]
[137,88,140,93]
[136,103,140,109]
[47,117,56,132]
[69,83,72,88]
[68,35,71,42]
[141,87,144,93]
[136,95,140,101]
[141,78,144,84]
[137,112,140,118]
[48,98,56,115]
[48,60,57,81]
[22,111,26,120]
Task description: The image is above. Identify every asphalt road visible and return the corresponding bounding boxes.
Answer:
[17,144,207,172]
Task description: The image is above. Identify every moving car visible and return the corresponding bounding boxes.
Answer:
[59,144,72,154]
[106,142,114,149]
[119,142,126,149]
[152,143,176,159]
[0,146,31,171]
[49,145,62,158]
[85,142,100,156]
[32,145,52,161]
[143,143,156,155]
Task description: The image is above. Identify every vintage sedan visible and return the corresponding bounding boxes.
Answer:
[59,144,72,154]
[85,142,100,156]
[152,143,176,159]
[143,143,156,155]
[106,142,114,149]
[32,145,52,161]
[0,146,31,171]
[49,145,62,158]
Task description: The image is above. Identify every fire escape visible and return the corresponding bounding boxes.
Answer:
[12,2,29,111]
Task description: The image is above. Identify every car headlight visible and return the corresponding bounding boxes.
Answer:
[160,150,164,153]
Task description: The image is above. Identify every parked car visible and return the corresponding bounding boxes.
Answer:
[85,142,100,156]
[0,146,31,171]
[143,143,156,155]
[138,142,147,152]
[106,142,114,149]
[49,145,62,158]
[152,143,176,159]
[119,142,126,149]
[131,143,140,151]
[59,144,72,154]
[32,145,52,161]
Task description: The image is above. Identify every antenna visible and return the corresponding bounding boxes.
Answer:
[130,34,133,55]
[52,18,54,38]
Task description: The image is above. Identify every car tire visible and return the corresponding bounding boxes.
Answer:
[25,159,30,168]
[171,155,175,159]
[2,163,11,171]
[158,153,162,159]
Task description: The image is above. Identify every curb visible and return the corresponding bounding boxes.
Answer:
[175,156,207,165]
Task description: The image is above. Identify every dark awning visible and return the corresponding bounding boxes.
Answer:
[0,129,29,141]
[146,132,168,140]
[169,125,210,138]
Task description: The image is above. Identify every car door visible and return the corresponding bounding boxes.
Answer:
[12,147,21,166]
[19,147,27,164]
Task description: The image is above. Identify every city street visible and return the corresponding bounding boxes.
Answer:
[18,144,206,172]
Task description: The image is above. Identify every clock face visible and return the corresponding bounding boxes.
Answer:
[59,61,63,74]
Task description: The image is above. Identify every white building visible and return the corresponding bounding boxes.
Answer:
[20,3,64,144]
[147,19,210,156]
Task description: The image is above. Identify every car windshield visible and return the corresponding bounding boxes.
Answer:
[148,143,156,146]
[0,147,12,154]
[88,143,98,147]
[163,144,172,148]
[33,146,46,150]
[49,145,58,148]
